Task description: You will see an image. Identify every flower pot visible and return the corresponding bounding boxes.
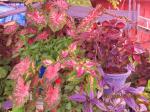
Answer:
[98,65,131,86]
[98,65,131,94]
[103,69,131,86]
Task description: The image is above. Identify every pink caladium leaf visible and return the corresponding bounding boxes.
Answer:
[9,57,31,80]
[19,27,37,36]
[27,9,46,27]
[3,23,19,35]
[44,63,61,81]
[52,0,68,10]
[76,66,85,77]
[44,85,60,108]
[35,30,49,42]
[77,4,103,33]
[13,77,30,106]
[69,42,77,52]
[48,10,66,32]
[61,50,69,58]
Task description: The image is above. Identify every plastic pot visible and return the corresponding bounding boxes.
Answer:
[103,69,131,86]
[98,65,131,94]
[98,65,131,86]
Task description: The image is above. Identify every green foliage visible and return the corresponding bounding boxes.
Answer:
[12,106,24,112]
[107,0,120,8]
[0,58,14,105]
[0,67,8,79]
[145,80,150,92]
[19,37,72,62]
[66,0,91,6]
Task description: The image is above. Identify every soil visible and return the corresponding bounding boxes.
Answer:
[103,67,128,74]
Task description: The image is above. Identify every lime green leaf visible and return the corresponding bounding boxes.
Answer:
[66,103,71,110]
[0,67,8,79]
[12,106,24,112]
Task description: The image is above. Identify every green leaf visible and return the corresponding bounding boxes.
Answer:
[12,106,24,112]
[0,67,8,79]
[66,103,71,110]
[147,80,150,89]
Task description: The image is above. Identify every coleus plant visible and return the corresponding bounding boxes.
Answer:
[80,19,143,74]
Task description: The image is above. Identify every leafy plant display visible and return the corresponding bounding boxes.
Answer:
[1,0,149,112]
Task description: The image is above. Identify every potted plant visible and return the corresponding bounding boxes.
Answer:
[79,19,144,87]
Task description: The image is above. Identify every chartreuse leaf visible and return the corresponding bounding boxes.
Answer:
[66,0,91,6]
[145,80,150,92]
[147,80,150,89]
[66,102,71,110]
[12,106,24,112]
[0,67,8,79]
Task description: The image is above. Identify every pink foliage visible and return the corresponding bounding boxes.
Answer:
[61,50,69,58]
[62,60,76,68]
[77,4,103,32]
[44,86,59,107]
[76,66,85,77]
[9,57,31,80]
[35,31,49,41]
[51,0,68,10]
[27,10,46,26]
[45,63,60,81]
[69,42,77,52]
[3,24,19,34]
[19,27,37,36]
[49,11,66,26]
[28,38,35,45]
[13,77,30,105]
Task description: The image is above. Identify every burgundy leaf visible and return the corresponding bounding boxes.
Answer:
[102,21,110,27]
[116,22,125,29]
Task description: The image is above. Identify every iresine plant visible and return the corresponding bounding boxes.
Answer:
[1,0,149,112]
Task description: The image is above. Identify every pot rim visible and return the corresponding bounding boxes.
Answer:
[104,68,131,77]
[98,64,131,77]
